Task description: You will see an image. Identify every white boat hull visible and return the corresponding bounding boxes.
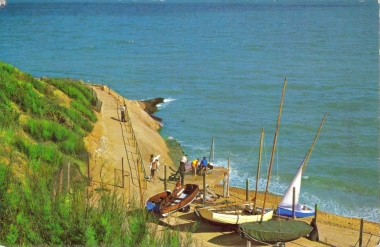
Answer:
[197,205,273,225]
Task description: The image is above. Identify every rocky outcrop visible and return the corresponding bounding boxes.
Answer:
[139,97,164,122]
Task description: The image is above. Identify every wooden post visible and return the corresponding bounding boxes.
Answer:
[136,159,144,208]
[359,218,363,247]
[87,152,90,183]
[122,157,124,188]
[292,187,296,219]
[164,165,167,191]
[315,204,318,222]
[227,157,230,198]
[203,173,206,205]
[67,162,70,193]
[246,179,249,201]
[246,240,251,247]
[59,168,63,193]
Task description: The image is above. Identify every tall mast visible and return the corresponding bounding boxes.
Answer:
[209,136,214,164]
[261,78,286,221]
[254,127,264,210]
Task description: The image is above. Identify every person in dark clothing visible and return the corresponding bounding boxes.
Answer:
[176,161,186,185]
[120,104,126,122]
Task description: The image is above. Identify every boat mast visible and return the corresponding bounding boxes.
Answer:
[261,78,286,221]
[254,127,264,210]
[209,136,214,164]
[302,113,327,173]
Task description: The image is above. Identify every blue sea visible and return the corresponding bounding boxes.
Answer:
[0,1,378,223]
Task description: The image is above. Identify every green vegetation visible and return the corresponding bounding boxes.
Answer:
[165,138,186,168]
[0,61,197,246]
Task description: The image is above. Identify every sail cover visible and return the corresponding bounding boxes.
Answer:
[239,220,313,243]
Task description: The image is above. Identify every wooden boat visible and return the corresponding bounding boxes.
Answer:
[277,114,326,218]
[238,220,313,244]
[145,191,171,213]
[160,184,199,217]
[196,202,273,225]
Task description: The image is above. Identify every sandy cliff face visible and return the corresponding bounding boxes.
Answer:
[126,99,174,168]
[84,86,175,180]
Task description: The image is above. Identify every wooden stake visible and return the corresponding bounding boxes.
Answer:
[67,162,70,193]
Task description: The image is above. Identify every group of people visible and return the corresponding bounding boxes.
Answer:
[176,155,210,184]
[149,153,229,198]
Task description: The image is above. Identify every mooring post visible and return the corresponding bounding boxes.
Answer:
[203,173,206,205]
[246,179,249,201]
[359,218,363,247]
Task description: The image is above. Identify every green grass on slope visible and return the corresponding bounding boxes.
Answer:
[0,61,198,246]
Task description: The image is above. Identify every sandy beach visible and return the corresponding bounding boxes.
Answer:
[84,85,379,247]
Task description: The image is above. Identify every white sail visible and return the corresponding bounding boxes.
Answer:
[278,161,304,207]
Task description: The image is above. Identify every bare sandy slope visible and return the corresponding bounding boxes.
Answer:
[84,85,379,247]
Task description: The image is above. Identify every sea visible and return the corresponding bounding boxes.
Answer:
[0,0,378,223]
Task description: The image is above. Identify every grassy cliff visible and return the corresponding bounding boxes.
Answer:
[0,62,194,246]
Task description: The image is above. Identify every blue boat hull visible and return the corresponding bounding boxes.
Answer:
[277,206,315,218]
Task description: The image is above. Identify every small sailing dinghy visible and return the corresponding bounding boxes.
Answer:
[196,202,273,225]
[277,114,326,218]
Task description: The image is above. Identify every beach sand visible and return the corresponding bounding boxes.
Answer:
[84,85,380,247]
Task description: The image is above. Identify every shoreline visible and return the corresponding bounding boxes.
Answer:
[90,85,379,246]
[138,95,380,229]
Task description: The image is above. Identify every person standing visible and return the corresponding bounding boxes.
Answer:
[200,157,208,175]
[150,158,159,183]
[180,155,188,165]
[120,104,126,122]
[223,172,228,198]
[191,158,200,177]
[176,160,186,185]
